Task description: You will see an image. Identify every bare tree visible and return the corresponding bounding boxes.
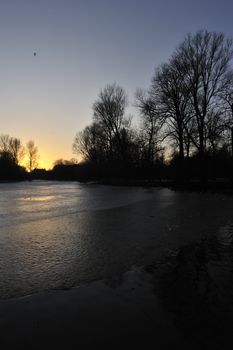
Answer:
[153,59,191,167]
[136,89,163,166]
[9,138,25,165]
[137,55,191,179]
[93,83,128,160]
[219,72,233,157]
[0,135,25,165]
[175,30,233,180]
[54,158,78,167]
[26,140,39,172]
[205,110,227,154]
[0,134,10,153]
[73,123,108,164]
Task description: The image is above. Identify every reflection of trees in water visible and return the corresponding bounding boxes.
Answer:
[146,227,233,347]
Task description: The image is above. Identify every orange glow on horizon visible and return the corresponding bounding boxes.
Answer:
[20,159,59,171]
[38,159,53,170]
[20,152,78,171]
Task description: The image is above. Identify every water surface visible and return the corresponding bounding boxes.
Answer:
[0,180,233,299]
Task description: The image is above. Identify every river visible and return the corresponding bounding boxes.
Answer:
[0,180,233,299]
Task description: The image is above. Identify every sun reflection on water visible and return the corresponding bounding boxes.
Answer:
[19,196,55,202]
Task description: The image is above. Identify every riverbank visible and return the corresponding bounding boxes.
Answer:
[1,234,233,349]
[97,177,233,195]
[2,176,233,196]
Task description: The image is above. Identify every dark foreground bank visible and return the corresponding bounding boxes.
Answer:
[1,233,233,350]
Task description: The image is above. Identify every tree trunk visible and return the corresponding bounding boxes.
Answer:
[178,131,185,183]
[231,126,233,182]
[231,126,233,159]
[199,131,207,186]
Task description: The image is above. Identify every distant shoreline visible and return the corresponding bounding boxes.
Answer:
[1,177,233,194]
[96,178,233,194]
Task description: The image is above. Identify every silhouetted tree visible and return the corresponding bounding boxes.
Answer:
[0,149,26,181]
[0,134,25,165]
[72,30,233,184]
[219,72,233,158]
[136,89,163,168]
[175,30,233,182]
[137,55,191,180]
[205,110,227,154]
[9,137,25,165]
[26,140,39,172]
[54,158,78,166]
[155,60,190,168]
[93,83,129,162]
[0,134,10,153]
[73,122,108,164]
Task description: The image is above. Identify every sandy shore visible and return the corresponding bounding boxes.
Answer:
[1,233,233,350]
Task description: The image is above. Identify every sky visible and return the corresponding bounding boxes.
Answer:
[1,0,233,169]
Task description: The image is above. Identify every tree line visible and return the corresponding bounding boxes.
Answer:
[73,30,233,184]
[1,29,233,185]
[0,135,39,180]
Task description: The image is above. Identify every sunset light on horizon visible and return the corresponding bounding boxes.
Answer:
[1,0,233,168]
[2,1,233,348]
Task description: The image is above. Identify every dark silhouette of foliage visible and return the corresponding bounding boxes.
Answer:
[26,140,39,172]
[0,151,26,181]
[2,30,233,188]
